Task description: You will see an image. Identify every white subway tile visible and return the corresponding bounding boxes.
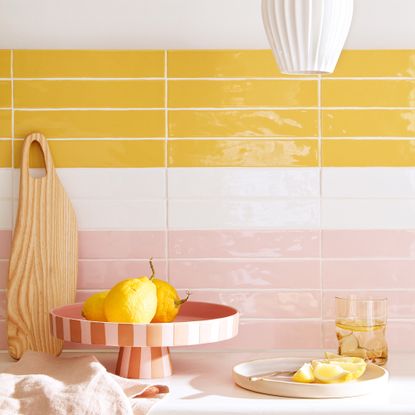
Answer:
[13,199,166,230]
[0,169,12,199]
[322,167,415,198]
[14,168,166,200]
[0,200,11,229]
[169,167,319,198]
[322,198,415,229]
[169,199,319,229]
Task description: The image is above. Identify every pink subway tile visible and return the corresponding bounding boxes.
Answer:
[77,259,167,289]
[323,291,415,319]
[322,260,415,290]
[0,320,6,349]
[189,320,322,350]
[169,260,320,289]
[323,230,415,258]
[323,319,415,351]
[0,261,8,289]
[179,290,321,319]
[79,230,165,259]
[169,230,320,259]
[0,290,5,319]
[0,230,11,259]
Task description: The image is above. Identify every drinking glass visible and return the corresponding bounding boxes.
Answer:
[335,296,388,365]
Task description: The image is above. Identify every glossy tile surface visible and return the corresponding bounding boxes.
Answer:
[168,168,319,198]
[0,141,11,167]
[168,140,319,167]
[185,290,321,318]
[168,80,317,108]
[168,110,318,138]
[0,231,11,259]
[322,167,415,197]
[322,259,415,289]
[322,140,415,166]
[328,50,415,77]
[167,50,283,78]
[169,199,319,229]
[0,81,11,107]
[0,51,11,78]
[169,230,320,258]
[13,140,165,167]
[169,259,321,289]
[322,80,415,107]
[323,110,415,137]
[13,50,165,78]
[79,231,165,259]
[14,80,165,108]
[322,230,415,258]
[14,110,165,138]
[0,111,11,138]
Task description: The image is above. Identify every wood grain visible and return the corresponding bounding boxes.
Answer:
[7,132,78,359]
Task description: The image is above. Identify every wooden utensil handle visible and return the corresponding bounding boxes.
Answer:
[21,132,54,177]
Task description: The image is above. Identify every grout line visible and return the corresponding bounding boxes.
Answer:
[10,50,14,231]
[318,73,324,348]
[164,50,170,283]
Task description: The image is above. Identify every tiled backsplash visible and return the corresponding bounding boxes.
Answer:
[1,49,415,350]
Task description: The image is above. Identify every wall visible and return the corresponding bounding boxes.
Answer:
[1,49,415,351]
[1,0,415,49]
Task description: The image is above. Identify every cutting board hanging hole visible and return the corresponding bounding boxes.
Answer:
[27,140,47,178]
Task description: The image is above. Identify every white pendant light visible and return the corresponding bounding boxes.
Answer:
[262,0,354,75]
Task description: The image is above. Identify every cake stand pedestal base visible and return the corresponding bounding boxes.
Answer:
[115,346,172,379]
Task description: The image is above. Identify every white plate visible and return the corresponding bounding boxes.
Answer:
[233,357,388,399]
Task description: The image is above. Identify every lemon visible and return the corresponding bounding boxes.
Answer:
[313,362,354,383]
[292,363,315,383]
[81,291,109,321]
[148,259,190,323]
[104,277,157,323]
[322,354,367,379]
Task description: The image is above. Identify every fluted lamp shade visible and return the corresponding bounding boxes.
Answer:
[262,0,354,75]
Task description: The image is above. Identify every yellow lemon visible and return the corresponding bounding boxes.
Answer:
[104,277,157,323]
[321,354,367,380]
[148,259,190,323]
[292,363,315,383]
[81,291,109,321]
[313,362,354,384]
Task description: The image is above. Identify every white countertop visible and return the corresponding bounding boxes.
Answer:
[1,350,415,415]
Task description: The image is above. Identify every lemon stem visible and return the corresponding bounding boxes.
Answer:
[149,257,155,280]
[175,290,191,307]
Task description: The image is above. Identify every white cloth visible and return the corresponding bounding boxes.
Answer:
[0,351,168,415]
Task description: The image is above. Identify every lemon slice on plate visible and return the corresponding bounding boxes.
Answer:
[312,362,354,384]
[292,363,315,383]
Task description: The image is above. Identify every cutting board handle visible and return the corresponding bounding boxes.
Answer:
[21,132,54,178]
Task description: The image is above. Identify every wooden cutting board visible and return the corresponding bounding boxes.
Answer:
[7,133,78,359]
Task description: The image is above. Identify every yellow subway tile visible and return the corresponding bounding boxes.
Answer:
[323,110,415,137]
[169,110,317,138]
[322,80,415,107]
[168,139,318,167]
[0,81,11,107]
[168,50,285,78]
[0,110,12,138]
[168,80,317,108]
[330,50,415,78]
[0,51,11,78]
[14,140,165,168]
[14,80,165,108]
[0,140,12,167]
[14,110,165,138]
[323,139,415,167]
[14,50,164,78]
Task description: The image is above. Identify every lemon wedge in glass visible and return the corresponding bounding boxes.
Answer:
[292,363,315,383]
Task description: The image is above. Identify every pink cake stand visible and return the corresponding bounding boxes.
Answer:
[50,301,239,379]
